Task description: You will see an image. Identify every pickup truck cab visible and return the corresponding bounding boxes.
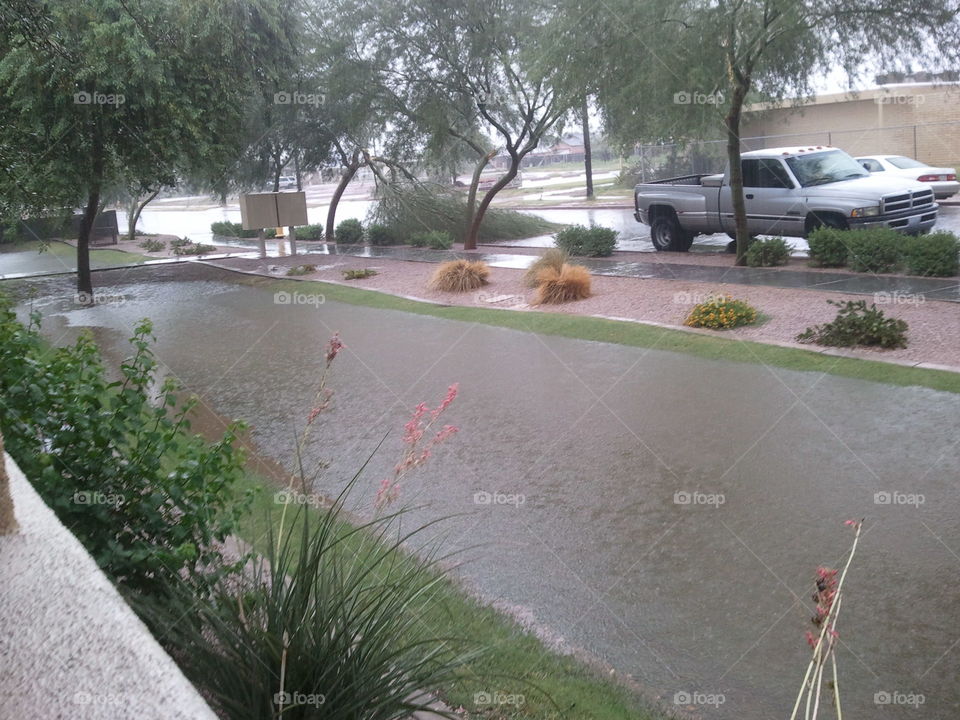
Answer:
[634,146,939,251]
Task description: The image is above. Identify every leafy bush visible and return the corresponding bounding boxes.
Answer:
[411,230,454,250]
[297,223,325,240]
[902,231,959,277]
[553,224,618,257]
[533,263,592,304]
[335,218,363,244]
[173,240,217,256]
[806,228,850,267]
[685,294,758,329]
[141,500,476,720]
[845,229,902,273]
[428,259,490,292]
[523,248,569,288]
[366,223,400,246]
[286,264,316,276]
[0,299,251,597]
[210,221,273,239]
[343,268,378,280]
[797,299,908,348]
[137,237,165,252]
[368,182,559,241]
[746,237,791,267]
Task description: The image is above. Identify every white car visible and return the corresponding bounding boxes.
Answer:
[855,155,958,200]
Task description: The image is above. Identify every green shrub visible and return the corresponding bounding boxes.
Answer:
[297,223,325,240]
[902,231,959,277]
[0,300,251,598]
[554,224,618,257]
[173,240,217,255]
[367,182,559,241]
[335,218,363,244]
[343,268,378,280]
[845,229,902,273]
[137,237,165,252]
[745,237,791,267]
[685,294,758,329]
[797,299,907,348]
[410,230,454,249]
[286,264,316,276]
[367,223,400,246]
[806,228,850,267]
[210,221,275,239]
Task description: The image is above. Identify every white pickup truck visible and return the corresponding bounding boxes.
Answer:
[634,146,939,251]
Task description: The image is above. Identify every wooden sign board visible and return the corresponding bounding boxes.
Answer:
[239,192,308,230]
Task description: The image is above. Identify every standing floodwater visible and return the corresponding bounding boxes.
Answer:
[13,263,960,719]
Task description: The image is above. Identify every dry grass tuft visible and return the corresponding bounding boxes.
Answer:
[533,263,592,304]
[428,259,490,292]
[522,248,569,288]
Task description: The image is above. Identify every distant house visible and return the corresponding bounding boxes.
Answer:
[741,75,960,168]
[490,133,588,169]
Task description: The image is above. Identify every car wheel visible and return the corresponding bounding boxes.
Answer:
[807,213,848,234]
[650,215,692,251]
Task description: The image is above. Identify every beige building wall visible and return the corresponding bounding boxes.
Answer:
[741,84,960,168]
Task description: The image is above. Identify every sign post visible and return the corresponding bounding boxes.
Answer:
[239,192,308,259]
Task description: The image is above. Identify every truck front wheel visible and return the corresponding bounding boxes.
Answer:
[650,215,693,252]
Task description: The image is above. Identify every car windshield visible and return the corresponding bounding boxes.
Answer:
[887,156,927,169]
[785,150,869,187]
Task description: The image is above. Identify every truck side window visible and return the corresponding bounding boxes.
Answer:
[741,159,793,189]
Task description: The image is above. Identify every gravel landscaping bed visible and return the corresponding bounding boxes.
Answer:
[208,253,960,369]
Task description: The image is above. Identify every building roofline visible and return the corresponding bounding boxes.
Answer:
[745,81,960,113]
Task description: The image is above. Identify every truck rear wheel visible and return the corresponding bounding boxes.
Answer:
[650,215,693,252]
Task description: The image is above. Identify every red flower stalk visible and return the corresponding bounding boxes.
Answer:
[376,384,460,512]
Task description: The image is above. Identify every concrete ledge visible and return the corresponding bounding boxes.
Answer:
[0,453,217,719]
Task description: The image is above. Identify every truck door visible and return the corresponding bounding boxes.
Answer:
[720,159,807,237]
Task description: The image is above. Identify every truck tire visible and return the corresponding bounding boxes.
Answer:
[650,215,693,252]
[805,213,847,235]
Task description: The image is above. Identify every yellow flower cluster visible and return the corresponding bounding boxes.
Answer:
[684,295,758,330]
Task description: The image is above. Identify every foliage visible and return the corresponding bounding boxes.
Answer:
[553,224,618,257]
[846,229,903,273]
[211,221,275,239]
[335,218,364,244]
[533,264,592,304]
[685,294,758,329]
[0,297,251,597]
[342,268,378,280]
[366,223,400,246]
[806,228,850,267]
[902,231,959,277]
[172,239,216,255]
[297,224,325,240]
[286,264,317,276]
[745,237,791,267]
[797,300,908,348]
[428,260,490,292]
[410,230,454,250]
[523,248,569,288]
[140,492,477,720]
[137,237,165,252]
[368,183,557,242]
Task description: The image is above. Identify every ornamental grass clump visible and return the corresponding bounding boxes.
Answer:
[428,259,490,292]
[522,248,568,288]
[533,263,592,304]
[684,294,758,329]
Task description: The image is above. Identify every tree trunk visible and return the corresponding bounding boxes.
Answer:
[464,152,493,244]
[581,97,593,199]
[724,66,751,265]
[465,155,520,250]
[325,163,359,242]
[77,188,99,301]
[294,153,302,192]
[127,189,159,242]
